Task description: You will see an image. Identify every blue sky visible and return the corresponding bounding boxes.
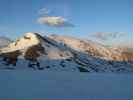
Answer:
[0,0,133,46]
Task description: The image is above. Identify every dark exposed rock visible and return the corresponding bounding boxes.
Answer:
[0,50,21,66]
[24,43,46,61]
[77,67,89,72]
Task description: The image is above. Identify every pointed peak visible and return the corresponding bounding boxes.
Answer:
[24,32,45,40]
[0,32,42,53]
[24,32,39,38]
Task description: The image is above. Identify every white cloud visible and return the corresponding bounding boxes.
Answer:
[37,16,74,27]
[90,32,127,40]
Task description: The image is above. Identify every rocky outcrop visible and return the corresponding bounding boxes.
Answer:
[24,44,46,61]
[0,50,21,66]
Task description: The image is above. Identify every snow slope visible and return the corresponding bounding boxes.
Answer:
[0,71,133,100]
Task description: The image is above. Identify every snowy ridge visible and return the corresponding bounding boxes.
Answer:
[49,34,132,61]
[0,32,40,53]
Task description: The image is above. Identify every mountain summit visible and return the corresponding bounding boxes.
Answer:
[0,32,133,72]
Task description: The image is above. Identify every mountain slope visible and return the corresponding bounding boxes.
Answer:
[0,32,133,72]
[49,34,133,61]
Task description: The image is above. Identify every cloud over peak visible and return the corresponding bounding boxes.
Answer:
[37,16,74,28]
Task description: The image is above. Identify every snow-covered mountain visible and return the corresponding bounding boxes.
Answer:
[49,34,133,61]
[0,36,12,48]
[0,32,133,72]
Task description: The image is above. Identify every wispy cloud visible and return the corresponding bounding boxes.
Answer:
[37,16,74,27]
[90,32,127,40]
[38,8,50,16]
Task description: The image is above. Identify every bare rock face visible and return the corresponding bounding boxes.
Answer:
[24,44,46,61]
[0,50,21,66]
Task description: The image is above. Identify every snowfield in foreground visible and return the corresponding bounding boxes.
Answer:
[0,71,133,100]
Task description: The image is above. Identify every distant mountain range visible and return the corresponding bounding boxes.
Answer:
[0,32,132,72]
[0,36,12,48]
